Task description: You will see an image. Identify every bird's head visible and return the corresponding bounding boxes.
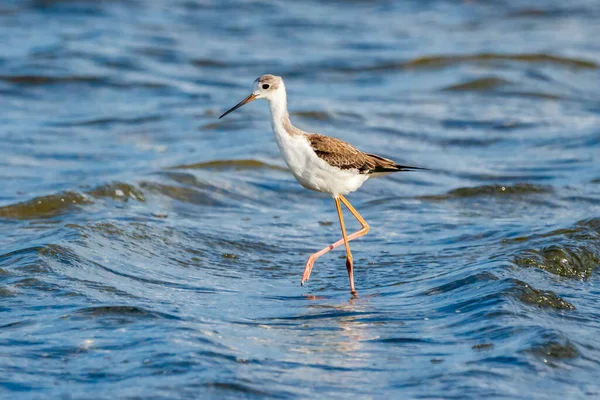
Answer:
[219,74,285,119]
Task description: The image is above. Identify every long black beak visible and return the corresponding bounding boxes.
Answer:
[219,94,257,119]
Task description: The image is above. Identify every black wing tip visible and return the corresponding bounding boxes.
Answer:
[368,164,430,174]
[395,164,431,171]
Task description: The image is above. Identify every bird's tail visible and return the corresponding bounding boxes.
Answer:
[365,153,429,174]
[393,163,430,172]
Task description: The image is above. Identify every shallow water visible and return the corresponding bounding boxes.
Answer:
[1,0,600,398]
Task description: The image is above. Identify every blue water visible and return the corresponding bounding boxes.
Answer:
[1,0,600,398]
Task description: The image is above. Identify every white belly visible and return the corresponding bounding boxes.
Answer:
[273,130,368,197]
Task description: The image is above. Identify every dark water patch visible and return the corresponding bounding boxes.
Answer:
[66,305,178,321]
[0,74,104,85]
[0,287,15,297]
[420,184,552,201]
[442,77,510,91]
[472,343,494,351]
[87,182,145,202]
[139,182,226,207]
[514,244,599,280]
[443,77,564,99]
[0,192,91,220]
[0,182,145,220]
[191,58,229,68]
[201,121,230,130]
[512,219,600,280]
[0,74,171,91]
[525,333,580,367]
[578,218,600,233]
[499,91,564,100]
[510,280,575,310]
[506,7,586,19]
[327,53,598,74]
[160,171,211,187]
[51,115,163,128]
[191,58,270,72]
[292,111,332,121]
[38,244,87,273]
[0,320,32,330]
[13,277,61,293]
[168,159,287,172]
[529,341,579,360]
[402,53,598,70]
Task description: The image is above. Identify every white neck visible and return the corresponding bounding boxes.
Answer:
[267,87,289,127]
[267,85,304,139]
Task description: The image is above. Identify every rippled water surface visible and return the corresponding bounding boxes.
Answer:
[2,0,600,398]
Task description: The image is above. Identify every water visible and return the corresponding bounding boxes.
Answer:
[1,0,600,398]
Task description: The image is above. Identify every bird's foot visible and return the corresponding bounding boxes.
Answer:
[301,256,316,286]
[346,257,356,294]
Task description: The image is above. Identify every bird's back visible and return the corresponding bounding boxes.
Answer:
[305,133,423,175]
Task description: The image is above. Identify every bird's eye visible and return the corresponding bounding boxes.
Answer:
[262,84,270,90]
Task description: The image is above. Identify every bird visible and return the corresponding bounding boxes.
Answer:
[219,74,427,294]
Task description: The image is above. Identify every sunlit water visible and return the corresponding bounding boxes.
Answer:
[1,0,600,398]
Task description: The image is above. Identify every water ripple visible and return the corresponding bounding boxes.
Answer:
[1,0,600,398]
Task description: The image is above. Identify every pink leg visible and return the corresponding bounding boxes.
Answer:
[301,195,370,286]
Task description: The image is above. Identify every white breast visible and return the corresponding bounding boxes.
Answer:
[272,124,369,197]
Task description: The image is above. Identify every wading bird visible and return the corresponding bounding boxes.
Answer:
[220,74,427,294]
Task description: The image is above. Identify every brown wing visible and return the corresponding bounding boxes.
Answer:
[306,134,427,174]
[306,134,401,174]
